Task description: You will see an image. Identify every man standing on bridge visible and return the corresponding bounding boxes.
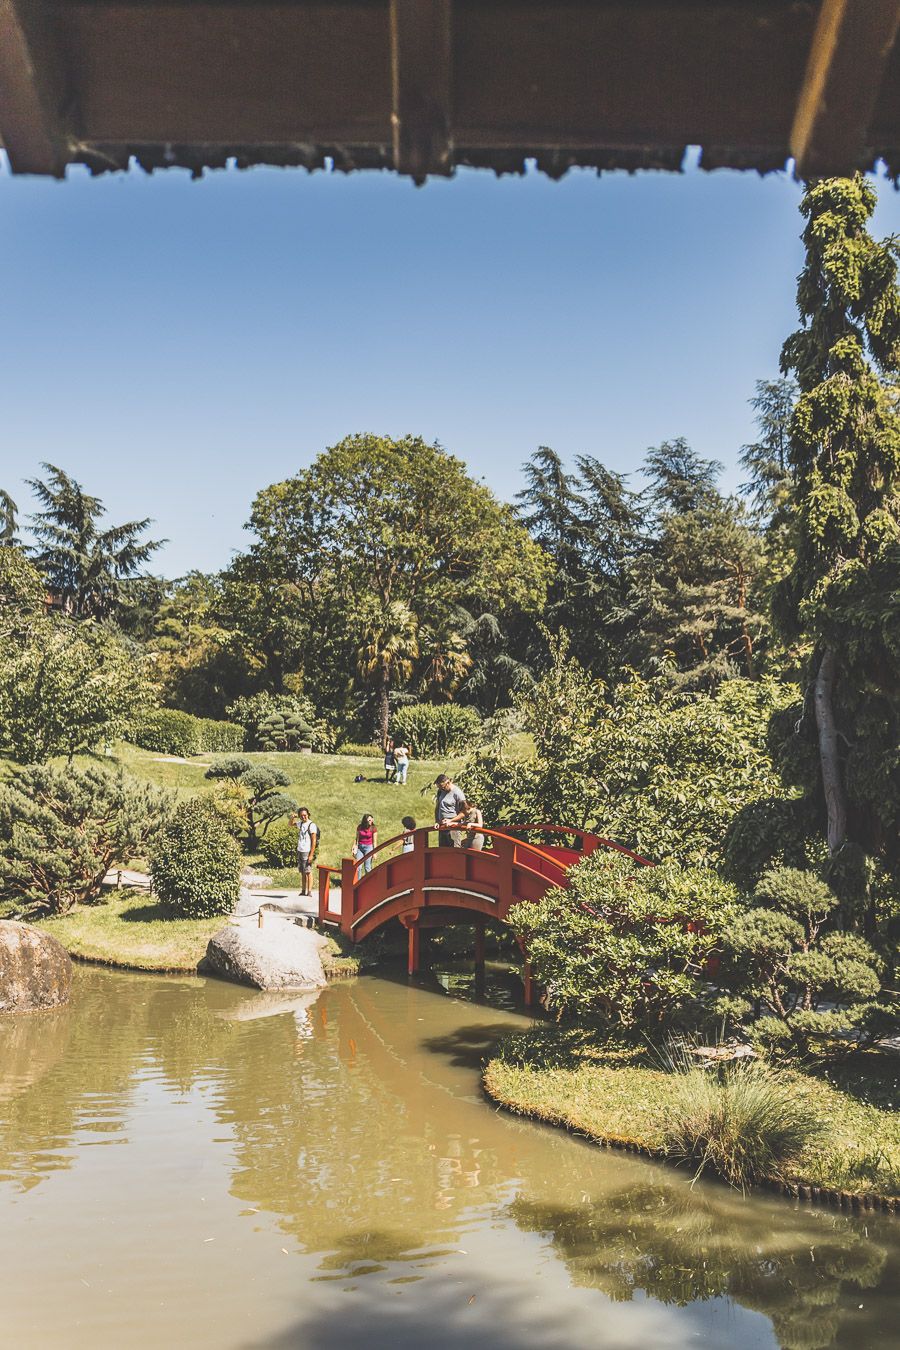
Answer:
[434,773,466,847]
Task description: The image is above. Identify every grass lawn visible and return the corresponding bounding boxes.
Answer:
[34,888,364,976]
[95,742,470,875]
[33,889,224,972]
[484,1026,900,1199]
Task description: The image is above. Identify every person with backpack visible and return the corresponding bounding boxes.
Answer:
[289,806,319,897]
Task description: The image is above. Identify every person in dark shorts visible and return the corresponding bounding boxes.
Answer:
[290,807,319,897]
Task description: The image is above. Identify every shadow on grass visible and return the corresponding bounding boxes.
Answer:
[118,901,176,923]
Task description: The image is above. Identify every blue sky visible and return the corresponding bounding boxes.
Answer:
[2,158,899,576]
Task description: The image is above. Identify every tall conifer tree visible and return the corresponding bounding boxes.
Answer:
[778,177,900,878]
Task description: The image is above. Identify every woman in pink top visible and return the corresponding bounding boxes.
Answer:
[354,813,377,875]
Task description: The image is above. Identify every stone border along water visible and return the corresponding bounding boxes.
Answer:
[481,1079,900,1215]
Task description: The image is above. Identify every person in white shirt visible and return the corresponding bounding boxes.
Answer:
[290,807,319,897]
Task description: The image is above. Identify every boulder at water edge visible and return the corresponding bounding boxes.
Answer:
[0,921,72,1013]
[202,919,329,991]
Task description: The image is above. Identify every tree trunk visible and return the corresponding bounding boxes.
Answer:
[813,646,847,856]
[379,674,390,748]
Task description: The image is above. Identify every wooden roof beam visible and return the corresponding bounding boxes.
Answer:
[390,0,453,183]
[791,0,900,178]
[0,0,71,175]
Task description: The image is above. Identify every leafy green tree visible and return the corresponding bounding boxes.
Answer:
[515,446,643,679]
[634,440,768,685]
[151,571,258,717]
[225,692,333,752]
[0,618,152,762]
[203,758,295,847]
[466,635,796,868]
[236,434,550,737]
[0,764,172,915]
[26,463,163,620]
[0,545,45,634]
[739,378,797,524]
[719,867,896,1060]
[511,852,736,1026]
[775,176,900,885]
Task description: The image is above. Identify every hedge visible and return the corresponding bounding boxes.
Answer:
[391,704,482,758]
[131,709,244,756]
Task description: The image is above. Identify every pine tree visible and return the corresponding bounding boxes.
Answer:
[27,463,162,619]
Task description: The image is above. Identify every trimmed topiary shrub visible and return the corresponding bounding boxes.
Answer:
[391,704,481,758]
[260,819,300,869]
[150,798,241,919]
[132,709,243,756]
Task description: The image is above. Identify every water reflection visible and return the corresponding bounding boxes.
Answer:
[0,966,897,1350]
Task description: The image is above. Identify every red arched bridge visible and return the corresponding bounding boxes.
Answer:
[317,824,652,1002]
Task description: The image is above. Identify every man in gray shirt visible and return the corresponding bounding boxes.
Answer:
[434,773,466,847]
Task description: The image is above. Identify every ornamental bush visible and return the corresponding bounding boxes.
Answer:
[391,704,482,758]
[259,820,300,869]
[0,764,172,915]
[226,692,334,752]
[511,851,736,1027]
[716,867,896,1060]
[150,798,241,919]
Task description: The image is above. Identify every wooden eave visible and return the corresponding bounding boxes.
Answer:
[1,0,899,182]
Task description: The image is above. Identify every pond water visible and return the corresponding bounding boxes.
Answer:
[1,965,898,1350]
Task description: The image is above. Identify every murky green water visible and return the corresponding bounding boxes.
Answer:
[1,966,898,1349]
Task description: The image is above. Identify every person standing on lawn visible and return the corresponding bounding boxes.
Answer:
[290,806,319,898]
[394,740,411,785]
[434,773,466,847]
[383,739,397,782]
[354,813,378,874]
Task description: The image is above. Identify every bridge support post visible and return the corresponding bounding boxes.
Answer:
[474,919,486,995]
[407,921,420,976]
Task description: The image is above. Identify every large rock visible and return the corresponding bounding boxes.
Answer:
[201,918,329,991]
[0,921,72,1014]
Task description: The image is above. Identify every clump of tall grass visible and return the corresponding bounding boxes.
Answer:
[661,1058,825,1190]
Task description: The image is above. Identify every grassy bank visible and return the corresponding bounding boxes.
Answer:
[484,1026,900,1200]
[34,890,224,972]
[34,889,363,977]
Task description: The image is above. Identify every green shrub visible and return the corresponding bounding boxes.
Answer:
[0,763,172,915]
[335,742,382,757]
[511,852,736,1027]
[150,799,241,919]
[260,820,300,869]
[661,1062,824,1188]
[196,717,244,753]
[257,709,313,751]
[392,704,481,757]
[132,709,243,756]
[132,709,200,755]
